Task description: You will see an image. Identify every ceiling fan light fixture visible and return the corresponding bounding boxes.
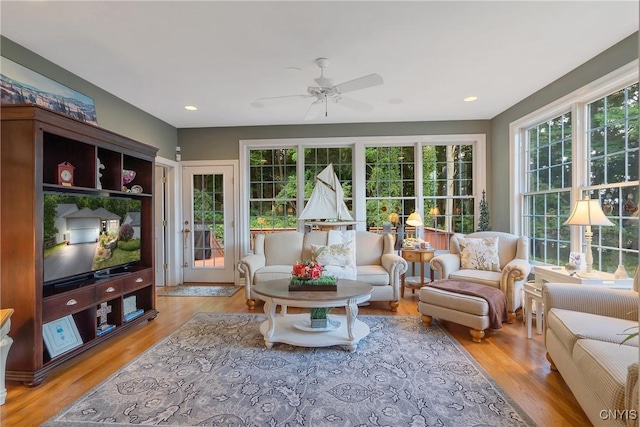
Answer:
[260,57,383,120]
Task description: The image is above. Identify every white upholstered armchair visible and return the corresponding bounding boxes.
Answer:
[430,231,531,322]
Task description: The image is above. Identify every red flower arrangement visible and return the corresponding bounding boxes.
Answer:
[290,260,337,289]
[292,260,324,280]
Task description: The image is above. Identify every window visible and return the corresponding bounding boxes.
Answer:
[248,148,298,232]
[523,113,573,265]
[586,83,639,271]
[364,146,416,227]
[304,147,353,211]
[240,135,486,255]
[511,62,638,273]
[423,144,475,239]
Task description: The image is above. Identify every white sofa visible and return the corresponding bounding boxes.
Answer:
[543,281,639,427]
[429,231,531,322]
[237,230,408,311]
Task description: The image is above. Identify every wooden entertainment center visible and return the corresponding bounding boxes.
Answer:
[1,104,158,385]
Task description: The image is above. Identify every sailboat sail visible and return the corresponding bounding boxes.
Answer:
[298,164,353,221]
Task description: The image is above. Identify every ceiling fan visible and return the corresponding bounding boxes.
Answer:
[258,58,384,120]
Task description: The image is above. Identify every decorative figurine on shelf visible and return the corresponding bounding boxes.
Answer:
[122,169,136,184]
[96,158,105,190]
[477,189,491,231]
[96,302,115,336]
[57,161,75,187]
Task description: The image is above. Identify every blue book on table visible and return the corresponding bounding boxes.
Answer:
[96,324,116,337]
[124,308,145,322]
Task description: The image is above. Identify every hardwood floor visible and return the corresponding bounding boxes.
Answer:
[1,287,590,426]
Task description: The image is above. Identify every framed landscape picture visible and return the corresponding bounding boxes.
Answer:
[0,56,97,125]
[42,315,83,358]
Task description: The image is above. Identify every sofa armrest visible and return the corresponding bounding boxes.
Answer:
[626,363,639,427]
[500,259,532,312]
[381,253,409,299]
[237,254,266,300]
[430,253,460,280]
[542,283,639,322]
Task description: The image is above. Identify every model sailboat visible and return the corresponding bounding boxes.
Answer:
[298,163,355,225]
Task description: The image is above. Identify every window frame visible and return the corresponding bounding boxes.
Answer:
[510,60,639,266]
[239,134,486,255]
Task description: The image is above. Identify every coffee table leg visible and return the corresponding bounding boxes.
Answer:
[263,298,276,348]
[346,298,359,341]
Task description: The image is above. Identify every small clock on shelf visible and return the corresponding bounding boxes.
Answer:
[57,161,75,187]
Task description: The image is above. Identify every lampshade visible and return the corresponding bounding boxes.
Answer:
[563,197,613,227]
[406,212,423,227]
[429,207,440,216]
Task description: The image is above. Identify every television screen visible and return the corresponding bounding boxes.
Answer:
[43,191,142,285]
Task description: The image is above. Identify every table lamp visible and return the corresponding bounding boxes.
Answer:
[428,207,440,227]
[406,211,423,239]
[563,196,613,276]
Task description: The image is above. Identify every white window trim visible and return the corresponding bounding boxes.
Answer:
[239,134,486,255]
[509,60,638,236]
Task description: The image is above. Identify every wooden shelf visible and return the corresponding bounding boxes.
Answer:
[1,104,159,386]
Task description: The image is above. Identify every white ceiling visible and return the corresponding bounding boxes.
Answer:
[1,1,638,129]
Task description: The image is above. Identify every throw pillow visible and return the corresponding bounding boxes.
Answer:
[458,236,501,272]
[311,241,355,268]
[327,229,357,267]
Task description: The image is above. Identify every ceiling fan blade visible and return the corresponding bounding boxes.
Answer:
[336,96,374,113]
[334,73,384,94]
[304,100,325,121]
[257,94,311,101]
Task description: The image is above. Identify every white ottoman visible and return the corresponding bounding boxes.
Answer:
[418,286,491,343]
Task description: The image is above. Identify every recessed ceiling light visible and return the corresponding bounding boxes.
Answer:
[388,98,403,104]
[184,105,198,111]
[464,96,478,102]
[251,102,265,109]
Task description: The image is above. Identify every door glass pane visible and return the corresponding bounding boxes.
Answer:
[192,173,224,268]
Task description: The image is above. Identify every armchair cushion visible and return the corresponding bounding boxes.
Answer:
[449,269,501,288]
[573,339,639,413]
[547,308,638,354]
[458,236,501,272]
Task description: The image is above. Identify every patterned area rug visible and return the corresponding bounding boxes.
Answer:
[160,286,241,297]
[43,313,534,427]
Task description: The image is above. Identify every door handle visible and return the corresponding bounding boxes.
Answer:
[183,221,191,250]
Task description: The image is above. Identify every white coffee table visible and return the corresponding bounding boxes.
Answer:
[252,279,373,352]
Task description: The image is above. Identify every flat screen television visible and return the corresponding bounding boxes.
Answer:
[43,191,142,287]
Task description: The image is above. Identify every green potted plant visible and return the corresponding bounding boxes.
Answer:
[310,307,331,329]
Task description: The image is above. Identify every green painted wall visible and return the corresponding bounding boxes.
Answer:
[178,120,491,160]
[489,33,638,231]
[1,36,178,159]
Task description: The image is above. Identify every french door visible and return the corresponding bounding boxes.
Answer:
[181,165,235,283]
